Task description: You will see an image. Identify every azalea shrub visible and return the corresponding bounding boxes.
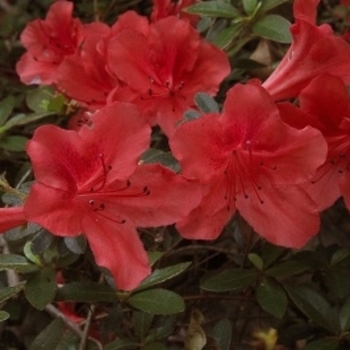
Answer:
[1,0,350,349]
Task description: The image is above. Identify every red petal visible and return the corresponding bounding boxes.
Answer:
[263,20,350,101]
[176,179,236,240]
[26,125,92,192]
[24,183,83,236]
[80,102,151,182]
[293,0,320,22]
[82,215,150,291]
[0,207,27,234]
[237,184,320,248]
[170,114,230,182]
[103,164,202,227]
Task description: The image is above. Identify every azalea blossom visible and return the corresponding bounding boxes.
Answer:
[107,14,230,136]
[0,207,26,233]
[170,83,327,248]
[151,0,199,26]
[0,103,201,290]
[16,0,84,85]
[278,74,350,211]
[262,0,350,101]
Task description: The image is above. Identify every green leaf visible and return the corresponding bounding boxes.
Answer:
[0,284,24,303]
[129,289,185,315]
[0,135,28,151]
[195,92,219,113]
[185,2,240,18]
[0,253,37,273]
[248,253,263,270]
[212,23,242,49]
[137,262,191,291]
[26,86,55,113]
[340,297,350,331]
[29,318,66,350]
[148,251,163,266]
[0,310,10,322]
[31,229,54,255]
[200,269,256,292]
[243,0,258,15]
[143,342,167,350]
[23,241,42,266]
[266,260,309,278]
[0,95,15,126]
[252,14,292,43]
[24,266,57,310]
[56,281,117,302]
[260,243,285,268]
[132,311,154,339]
[285,286,340,333]
[104,338,139,350]
[303,338,339,350]
[256,278,288,319]
[259,0,290,12]
[64,235,87,254]
[211,318,232,350]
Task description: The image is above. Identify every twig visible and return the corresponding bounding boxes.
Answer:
[0,0,14,13]
[79,304,95,350]
[45,304,83,338]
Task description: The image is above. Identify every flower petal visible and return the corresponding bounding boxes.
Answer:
[237,183,320,248]
[82,215,150,291]
[0,207,27,234]
[102,164,202,227]
[24,183,82,236]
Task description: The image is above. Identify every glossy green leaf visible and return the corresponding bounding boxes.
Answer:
[137,262,191,291]
[148,251,163,266]
[31,229,54,255]
[132,311,154,339]
[252,14,292,43]
[56,281,117,302]
[0,310,10,322]
[257,278,288,318]
[286,286,340,333]
[24,266,57,310]
[0,253,37,273]
[212,22,242,49]
[259,0,290,12]
[0,95,15,126]
[104,338,139,350]
[0,284,24,303]
[201,269,256,292]
[26,86,54,113]
[129,289,185,315]
[195,93,219,113]
[340,297,350,331]
[0,135,28,151]
[303,338,339,350]
[64,235,87,254]
[243,0,258,15]
[266,260,309,278]
[143,342,167,350]
[248,253,263,270]
[185,2,240,18]
[211,318,232,350]
[29,318,66,350]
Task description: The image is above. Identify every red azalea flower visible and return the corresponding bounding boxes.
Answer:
[0,207,27,233]
[107,14,230,136]
[16,0,84,85]
[20,102,200,291]
[151,0,199,26]
[56,22,122,110]
[262,0,350,101]
[170,83,327,248]
[279,74,350,211]
[56,12,149,111]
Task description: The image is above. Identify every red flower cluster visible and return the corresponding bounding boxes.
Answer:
[2,0,350,290]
